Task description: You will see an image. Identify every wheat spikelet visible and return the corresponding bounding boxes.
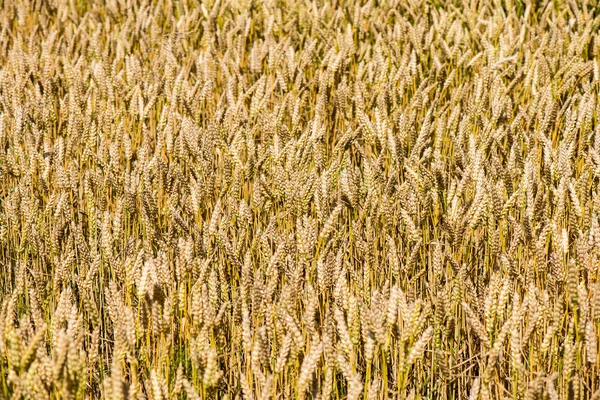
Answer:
[462,302,491,348]
[297,338,322,396]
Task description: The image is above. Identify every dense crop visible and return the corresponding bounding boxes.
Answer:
[1,0,600,399]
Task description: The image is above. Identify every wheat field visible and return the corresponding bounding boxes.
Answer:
[1,0,600,399]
